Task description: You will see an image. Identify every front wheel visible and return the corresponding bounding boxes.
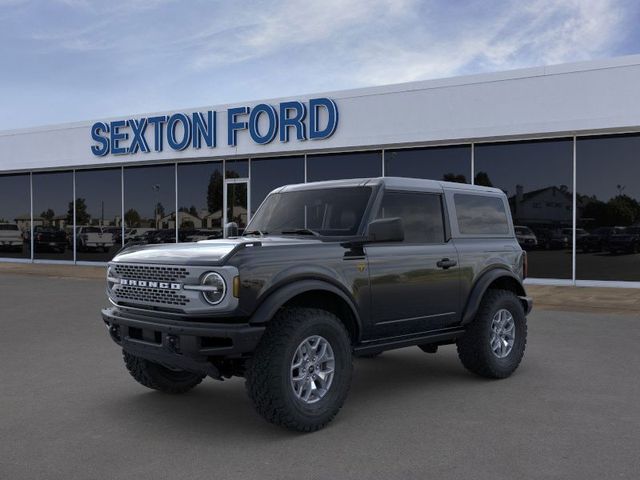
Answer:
[245,307,353,432]
[123,351,205,394]
[456,289,527,379]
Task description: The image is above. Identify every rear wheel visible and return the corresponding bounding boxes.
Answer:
[457,289,527,379]
[123,351,205,394]
[245,307,352,432]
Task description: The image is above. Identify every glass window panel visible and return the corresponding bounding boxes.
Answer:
[576,134,640,281]
[74,168,122,262]
[226,159,248,179]
[250,156,305,214]
[177,161,223,242]
[377,191,445,243]
[454,194,509,235]
[307,151,382,182]
[226,182,248,235]
[32,171,73,260]
[475,139,573,279]
[385,145,471,183]
[0,174,31,259]
[123,165,175,245]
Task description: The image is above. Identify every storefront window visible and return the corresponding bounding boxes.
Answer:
[0,174,31,259]
[32,171,74,260]
[226,159,248,179]
[123,165,175,245]
[475,139,574,279]
[385,145,471,183]
[177,161,223,242]
[74,168,122,262]
[250,156,305,214]
[307,151,382,182]
[576,134,640,281]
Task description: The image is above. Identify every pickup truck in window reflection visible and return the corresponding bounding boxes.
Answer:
[101,177,532,432]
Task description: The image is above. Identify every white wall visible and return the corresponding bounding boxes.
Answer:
[2,55,640,173]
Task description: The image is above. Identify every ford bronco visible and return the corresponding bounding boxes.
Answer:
[102,177,532,431]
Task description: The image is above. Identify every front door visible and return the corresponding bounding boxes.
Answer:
[224,180,249,237]
[364,190,461,339]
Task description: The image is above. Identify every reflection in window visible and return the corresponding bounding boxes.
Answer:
[475,139,573,279]
[123,165,175,245]
[577,134,640,281]
[75,168,122,262]
[250,156,305,214]
[0,174,31,259]
[32,171,74,260]
[177,162,223,242]
[385,145,471,183]
[377,191,445,243]
[454,194,509,235]
[226,159,248,179]
[307,151,381,182]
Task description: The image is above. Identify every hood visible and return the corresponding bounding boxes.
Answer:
[112,235,324,266]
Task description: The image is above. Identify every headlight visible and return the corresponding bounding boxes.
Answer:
[106,265,116,293]
[201,272,226,305]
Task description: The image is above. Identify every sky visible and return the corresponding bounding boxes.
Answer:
[0,0,639,131]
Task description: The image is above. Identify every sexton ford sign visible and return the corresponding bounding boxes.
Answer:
[90,97,338,156]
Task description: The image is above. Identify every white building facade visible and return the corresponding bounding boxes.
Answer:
[1,55,640,287]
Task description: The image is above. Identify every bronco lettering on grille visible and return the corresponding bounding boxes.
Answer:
[119,279,181,290]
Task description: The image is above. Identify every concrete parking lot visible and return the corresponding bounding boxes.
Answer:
[1,273,639,480]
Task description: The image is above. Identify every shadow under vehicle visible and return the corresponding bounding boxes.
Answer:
[101,177,531,432]
[0,223,24,252]
[578,226,625,253]
[514,225,538,250]
[608,226,640,254]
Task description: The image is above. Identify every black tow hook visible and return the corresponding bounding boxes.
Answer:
[108,324,121,342]
[166,335,180,353]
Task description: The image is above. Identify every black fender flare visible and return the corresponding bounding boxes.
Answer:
[461,268,528,325]
[248,279,362,338]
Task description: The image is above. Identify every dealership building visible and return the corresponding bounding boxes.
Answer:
[1,55,640,287]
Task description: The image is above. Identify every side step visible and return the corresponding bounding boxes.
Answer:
[353,327,465,356]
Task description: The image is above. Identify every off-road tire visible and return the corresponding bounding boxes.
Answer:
[245,307,353,432]
[457,289,527,379]
[123,350,205,394]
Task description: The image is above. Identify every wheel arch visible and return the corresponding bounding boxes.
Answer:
[461,268,528,325]
[249,279,362,343]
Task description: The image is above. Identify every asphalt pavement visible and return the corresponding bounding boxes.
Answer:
[1,273,639,480]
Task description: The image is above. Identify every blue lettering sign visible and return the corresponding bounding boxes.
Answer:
[90,122,110,156]
[90,98,337,156]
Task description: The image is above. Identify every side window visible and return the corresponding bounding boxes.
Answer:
[454,194,509,235]
[376,191,445,243]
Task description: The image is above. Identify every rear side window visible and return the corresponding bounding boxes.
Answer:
[454,194,509,235]
[376,191,445,243]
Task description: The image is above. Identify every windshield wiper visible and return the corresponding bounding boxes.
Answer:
[280,228,320,237]
[243,229,267,237]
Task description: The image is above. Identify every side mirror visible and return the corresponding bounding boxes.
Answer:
[367,217,404,243]
[225,222,239,237]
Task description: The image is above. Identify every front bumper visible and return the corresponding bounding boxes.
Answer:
[102,307,265,376]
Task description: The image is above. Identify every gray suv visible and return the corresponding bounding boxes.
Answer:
[102,177,532,431]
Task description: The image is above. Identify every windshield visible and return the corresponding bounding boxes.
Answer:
[247,187,373,237]
[0,224,19,231]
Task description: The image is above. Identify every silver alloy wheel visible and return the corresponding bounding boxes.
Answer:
[290,335,335,404]
[490,308,516,359]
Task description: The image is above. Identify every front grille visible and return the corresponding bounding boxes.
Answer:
[114,264,189,282]
[116,284,190,306]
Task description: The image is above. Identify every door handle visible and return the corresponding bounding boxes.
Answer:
[437,258,457,269]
